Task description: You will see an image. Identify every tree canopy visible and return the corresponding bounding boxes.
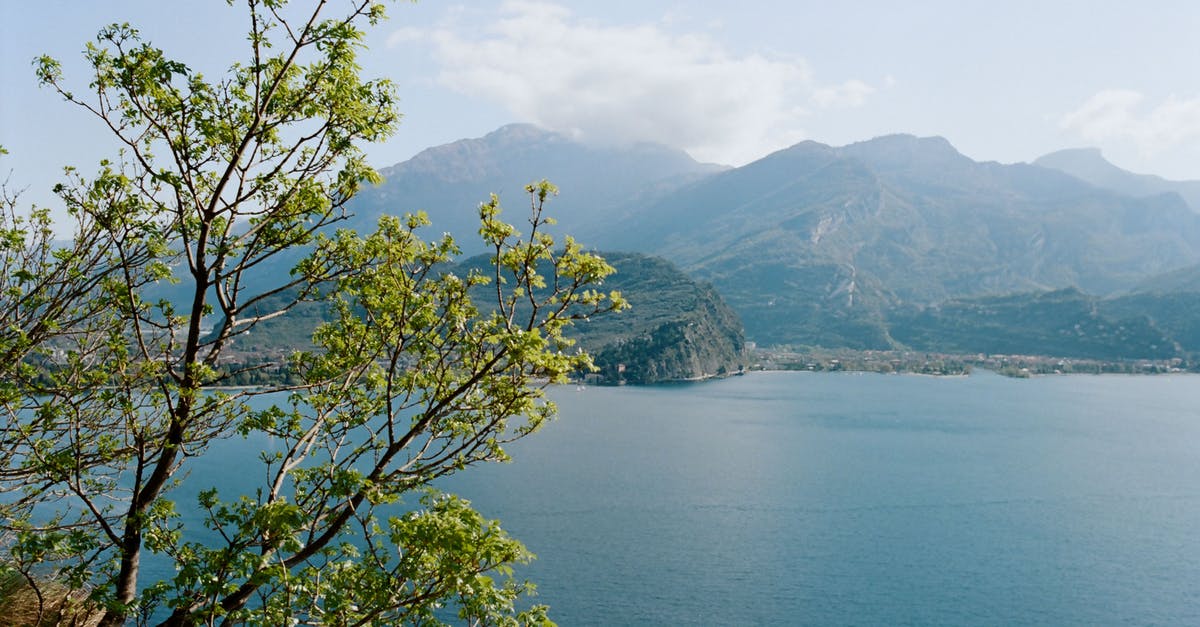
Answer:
[0,2,623,625]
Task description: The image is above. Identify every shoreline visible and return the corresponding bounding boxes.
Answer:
[748,347,1194,379]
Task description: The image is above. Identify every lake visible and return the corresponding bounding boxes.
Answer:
[434,371,1200,625]
[163,371,1200,624]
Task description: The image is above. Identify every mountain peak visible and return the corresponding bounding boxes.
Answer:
[1040,146,1104,159]
[837,133,971,175]
[1034,147,1121,179]
[1035,147,1200,212]
[356,123,725,253]
[483,122,567,144]
[381,124,567,181]
[847,133,961,156]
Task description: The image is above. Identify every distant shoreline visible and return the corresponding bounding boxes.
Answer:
[748,348,1194,379]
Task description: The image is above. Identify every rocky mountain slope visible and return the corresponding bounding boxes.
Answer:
[318,126,1200,360]
[346,124,726,254]
[567,253,746,384]
[591,134,1200,348]
[217,250,747,385]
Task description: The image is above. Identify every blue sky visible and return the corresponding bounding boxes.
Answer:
[4,1,1200,216]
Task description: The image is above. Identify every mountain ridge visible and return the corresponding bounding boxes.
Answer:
[353,123,726,254]
[595,133,1200,347]
[1034,147,1200,212]
[345,126,1200,358]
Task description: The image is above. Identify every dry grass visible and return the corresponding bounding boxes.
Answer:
[0,574,103,627]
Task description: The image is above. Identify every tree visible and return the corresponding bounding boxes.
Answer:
[0,2,624,625]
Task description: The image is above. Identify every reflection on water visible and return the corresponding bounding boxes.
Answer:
[142,372,1200,624]
[436,371,1200,626]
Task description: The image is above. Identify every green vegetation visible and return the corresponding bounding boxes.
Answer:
[888,288,1178,361]
[0,3,622,625]
[210,251,747,386]
[569,253,745,384]
[460,251,745,384]
[324,122,1200,363]
[1101,289,1200,352]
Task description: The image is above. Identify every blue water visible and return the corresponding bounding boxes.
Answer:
[159,371,1200,624]
[433,371,1200,625]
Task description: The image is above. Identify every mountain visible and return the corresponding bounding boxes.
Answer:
[889,287,1178,360]
[347,124,726,254]
[217,251,747,385]
[1098,291,1200,356]
[1127,263,1200,294]
[1095,264,1200,355]
[1034,147,1200,212]
[569,253,746,384]
[888,277,1200,361]
[456,252,746,384]
[165,124,727,311]
[594,134,1200,348]
[222,127,1200,360]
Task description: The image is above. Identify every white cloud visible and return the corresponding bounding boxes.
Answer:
[390,1,879,165]
[1061,89,1200,154]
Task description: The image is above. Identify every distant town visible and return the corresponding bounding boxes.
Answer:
[750,346,1195,378]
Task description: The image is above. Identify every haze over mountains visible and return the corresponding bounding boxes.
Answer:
[347,124,1200,360]
[350,124,725,254]
[1035,147,1200,213]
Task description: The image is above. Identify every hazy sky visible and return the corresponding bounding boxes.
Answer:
[4,0,1200,214]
